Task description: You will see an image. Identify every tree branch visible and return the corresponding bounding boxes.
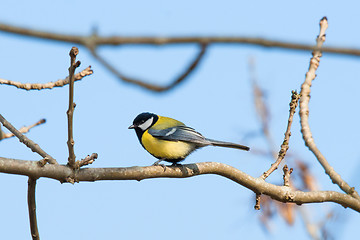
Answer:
[3,22,360,93]
[74,153,98,169]
[0,119,46,141]
[1,22,360,56]
[249,57,277,158]
[27,178,40,240]
[89,43,207,92]
[0,114,57,164]
[299,17,360,200]
[66,47,80,168]
[0,66,93,90]
[1,158,359,212]
[254,193,261,210]
[261,91,300,180]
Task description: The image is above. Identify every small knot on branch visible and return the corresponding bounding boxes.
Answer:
[74,61,81,68]
[69,47,79,58]
[37,157,49,167]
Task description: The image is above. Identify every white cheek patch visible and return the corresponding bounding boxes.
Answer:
[165,128,177,136]
[139,117,153,130]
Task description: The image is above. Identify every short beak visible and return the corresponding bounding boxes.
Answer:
[128,124,135,129]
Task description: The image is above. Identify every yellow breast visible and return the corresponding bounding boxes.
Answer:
[141,131,195,160]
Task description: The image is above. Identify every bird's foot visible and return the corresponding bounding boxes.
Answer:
[152,159,167,172]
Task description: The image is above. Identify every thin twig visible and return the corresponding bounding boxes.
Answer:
[296,160,319,192]
[27,177,40,240]
[0,124,4,140]
[299,17,360,200]
[0,114,57,164]
[261,91,300,180]
[0,66,93,90]
[2,22,360,56]
[75,153,98,169]
[0,119,46,140]
[89,43,207,92]
[249,57,277,158]
[1,158,360,212]
[66,47,80,168]
[254,193,261,210]
[283,165,293,187]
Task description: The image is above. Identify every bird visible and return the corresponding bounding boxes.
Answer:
[128,112,250,166]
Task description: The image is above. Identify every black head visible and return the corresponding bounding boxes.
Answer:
[128,112,159,131]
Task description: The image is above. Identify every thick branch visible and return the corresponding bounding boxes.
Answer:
[0,114,57,164]
[66,47,80,168]
[1,158,359,212]
[28,178,40,240]
[0,66,93,90]
[299,17,360,200]
[1,22,360,56]
[89,43,207,92]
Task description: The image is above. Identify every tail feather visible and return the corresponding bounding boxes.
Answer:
[206,138,250,151]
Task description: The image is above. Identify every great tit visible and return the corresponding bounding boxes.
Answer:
[129,112,250,165]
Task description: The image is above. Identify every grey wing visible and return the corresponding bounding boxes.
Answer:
[148,126,210,145]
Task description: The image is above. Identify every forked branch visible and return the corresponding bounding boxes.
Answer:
[0,119,46,141]
[3,22,360,93]
[299,17,360,200]
[2,22,360,56]
[89,43,207,92]
[0,114,57,164]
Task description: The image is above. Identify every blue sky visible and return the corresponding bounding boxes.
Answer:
[1,1,359,239]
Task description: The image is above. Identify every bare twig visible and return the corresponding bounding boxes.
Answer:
[261,91,300,180]
[260,195,296,230]
[89,43,207,92]
[249,46,326,236]
[299,17,360,200]
[0,124,4,140]
[0,119,46,140]
[296,161,319,192]
[75,153,98,169]
[254,193,261,210]
[66,47,80,169]
[249,57,270,136]
[283,165,293,187]
[27,177,40,240]
[0,114,57,164]
[2,22,360,56]
[249,57,277,158]
[276,202,295,226]
[0,66,93,90]
[1,158,360,212]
